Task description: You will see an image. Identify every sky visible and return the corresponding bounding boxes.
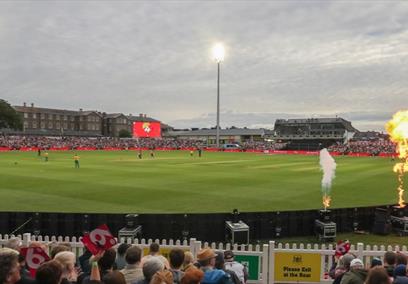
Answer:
[0,1,407,131]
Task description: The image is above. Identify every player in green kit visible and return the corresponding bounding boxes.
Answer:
[74,154,80,168]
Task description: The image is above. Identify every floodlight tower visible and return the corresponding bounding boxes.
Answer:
[212,43,225,148]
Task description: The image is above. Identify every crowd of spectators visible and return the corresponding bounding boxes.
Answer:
[328,140,396,155]
[0,239,248,284]
[329,250,407,284]
[2,237,408,284]
[0,135,397,154]
[0,136,206,150]
[0,135,286,152]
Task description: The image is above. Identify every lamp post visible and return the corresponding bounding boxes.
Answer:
[212,43,225,148]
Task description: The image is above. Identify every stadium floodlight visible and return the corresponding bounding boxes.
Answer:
[212,43,225,63]
[212,43,225,148]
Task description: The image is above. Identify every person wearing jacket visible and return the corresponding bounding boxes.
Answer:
[340,259,367,284]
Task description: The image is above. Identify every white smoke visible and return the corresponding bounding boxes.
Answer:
[319,148,337,192]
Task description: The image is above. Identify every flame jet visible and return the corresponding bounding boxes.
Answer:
[386,110,408,208]
[319,148,337,210]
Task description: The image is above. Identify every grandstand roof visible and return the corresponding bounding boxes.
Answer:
[275,117,358,132]
[167,128,272,137]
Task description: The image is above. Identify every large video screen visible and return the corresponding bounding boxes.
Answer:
[133,121,161,138]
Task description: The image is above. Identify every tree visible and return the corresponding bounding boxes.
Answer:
[0,100,23,130]
[118,129,131,138]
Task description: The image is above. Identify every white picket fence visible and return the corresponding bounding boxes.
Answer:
[1,233,407,284]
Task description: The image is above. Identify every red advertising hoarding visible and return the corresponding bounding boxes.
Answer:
[133,121,161,138]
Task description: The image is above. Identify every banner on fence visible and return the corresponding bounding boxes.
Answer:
[274,252,321,283]
[234,254,260,281]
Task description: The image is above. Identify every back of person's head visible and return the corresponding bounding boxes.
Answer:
[183,252,194,267]
[150,270,173,284]
[365,267,391,284]
[339,254,356,271]
[214,251,224,270]
[50,245,71,259]
[117,243,131,257]
[371,258,383,268]
[103,271,126,284]
[393,264,407,278]
[99,248,117,271]
[149,243,160,254]
[384,251,397,266]
[143,257,165,281]
[4,238,22,252]
[169,248,185,269]
[54,251,76,273]
[180,268,204,284]
[396,253,408,266]
[125,246,142,265]
[0,248,20,284]
[36,260,63,284]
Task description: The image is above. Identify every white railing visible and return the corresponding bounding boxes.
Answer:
[1,233,407,284]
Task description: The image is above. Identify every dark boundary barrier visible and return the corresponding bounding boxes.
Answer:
[0,204,402,242]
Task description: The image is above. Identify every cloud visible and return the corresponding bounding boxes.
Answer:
[0,1,407,132]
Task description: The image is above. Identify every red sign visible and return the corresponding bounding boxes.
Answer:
[335,240,351,257]
[82,224,117,255]
[20,247,50,276]
[133,121,161,138]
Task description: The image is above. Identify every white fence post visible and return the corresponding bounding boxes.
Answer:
[262,243,269,284]
[22,233,31,247]
[269,241,275,284]
[357,243,364,260]
[189,238,196,255]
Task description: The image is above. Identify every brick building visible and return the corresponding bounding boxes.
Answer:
[11,103,165,137]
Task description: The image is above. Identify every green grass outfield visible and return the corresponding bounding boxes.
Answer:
[0,150,402,214]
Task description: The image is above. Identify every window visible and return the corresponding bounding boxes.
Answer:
[64,115,67,121]
[32,122,37,128]
[23,121,28,128]
[48,123,53,129]
[64,123,67,129]
[24,113,28,118]
[41,122,45,128]
[33,113,37,119]
[41,113,45,119]
[71,116,74,122]
[56,122,60,128]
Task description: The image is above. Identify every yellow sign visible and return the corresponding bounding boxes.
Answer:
[142,247,189,260]
[274,252,321,283]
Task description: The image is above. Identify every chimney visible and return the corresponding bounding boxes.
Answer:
[23,102,26,107]
[139,113,143,117]
[144,114,147,118]
[31,103,34,107]
[79,108,83,112]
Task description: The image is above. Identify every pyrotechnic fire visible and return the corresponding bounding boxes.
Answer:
[386,110,408,208]
[323,194,331,210]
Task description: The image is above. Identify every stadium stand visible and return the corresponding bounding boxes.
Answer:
[272,118,358,151]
